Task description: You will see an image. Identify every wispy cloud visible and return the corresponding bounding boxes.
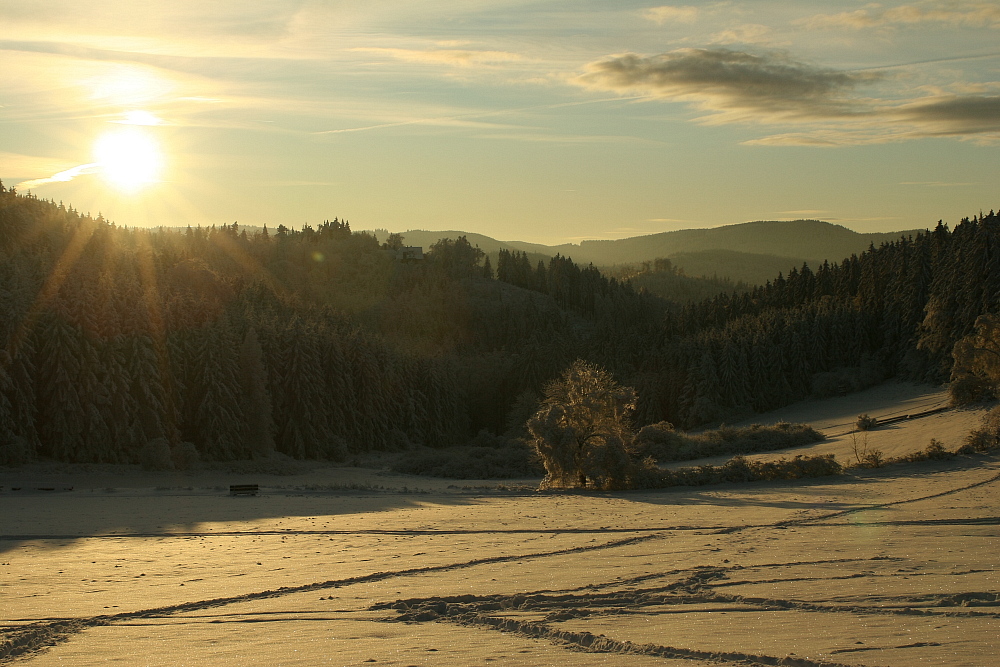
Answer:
[642,5,700,24]
[314,96,645,136]
[350,47,524,68]
[799,1,1000,30]
[15,163,99,191]
[742,129,902,146]
[0,151,79,178]
[709,24,774,45]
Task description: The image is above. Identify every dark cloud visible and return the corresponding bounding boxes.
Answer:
[895,95,1000,135]
[576,47,1000,144]
[576,48,878,119]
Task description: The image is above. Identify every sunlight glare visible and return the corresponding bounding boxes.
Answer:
[94,127,164,192]
[88,65,174,106]
[119,110,164,126]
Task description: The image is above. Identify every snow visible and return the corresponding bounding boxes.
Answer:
[2,384,998,666]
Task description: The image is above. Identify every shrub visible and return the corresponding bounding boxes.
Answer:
[215,451,308,475]
[0,436,31,467]
[469,429,517,449]
[849,427,880,467]
[923,439,951,460]
[635,453,842,488]
[720,455,754,483]
[385,429,411,452]
[894,439,956,463]
[949,374,995,406]
[958,405,1000,453]
[171,442,200,471]
[392,439,543,479]
[754,454,843,479]
[854,449,885,468]
[140,438,174,471]
[984,405,1000,433]
[856,414,878,431]
[632,422,685,460]
[323,435,349,462]
[640,422,824,463]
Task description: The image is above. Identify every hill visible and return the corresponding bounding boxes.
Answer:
[396,219,927,286]
[570,219,926,266]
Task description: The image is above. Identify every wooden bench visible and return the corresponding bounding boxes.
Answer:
[229,484,259,496]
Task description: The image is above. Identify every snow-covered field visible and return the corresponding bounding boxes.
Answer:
[2,382,998,666]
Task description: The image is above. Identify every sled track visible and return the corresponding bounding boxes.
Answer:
[0,532,659,664]
[374,558,997,665]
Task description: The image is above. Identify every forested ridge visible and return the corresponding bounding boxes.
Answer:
[0,182,997,465]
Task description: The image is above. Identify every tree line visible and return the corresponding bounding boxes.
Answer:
[0,180,997,464]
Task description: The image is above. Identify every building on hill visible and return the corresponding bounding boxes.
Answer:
[395,246,423,262]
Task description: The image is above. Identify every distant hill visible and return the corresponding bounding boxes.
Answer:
[665,249,813,286]
[396,220,927,286]
[568,220,926,267]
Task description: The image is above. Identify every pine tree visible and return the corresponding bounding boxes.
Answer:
[35,316,84,460]
[239,327,276,458]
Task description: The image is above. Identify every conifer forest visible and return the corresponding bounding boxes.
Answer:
[1,182,997,465]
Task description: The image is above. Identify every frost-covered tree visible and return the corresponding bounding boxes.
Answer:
[950,313,1000,403]
[527,360,636,491]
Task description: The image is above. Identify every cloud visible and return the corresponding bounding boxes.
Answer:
[642,5,700,24]
[350,47,524,68]
[709,24,773,44]
[0,151,79,178]
[741,94,1000,145]
[742,130,900,146]
[797,9,882,30]
[799,2,1000,30]
[313,96,645,137]
[576,48,878,122]
[891,94,1000,135]
[15,163,99,191]
[3,1,304,49]
[576,47,1000,146]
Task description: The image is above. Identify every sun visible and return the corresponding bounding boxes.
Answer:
[94,127,163,192]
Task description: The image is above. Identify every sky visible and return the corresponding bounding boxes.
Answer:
[1,1,998,245]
